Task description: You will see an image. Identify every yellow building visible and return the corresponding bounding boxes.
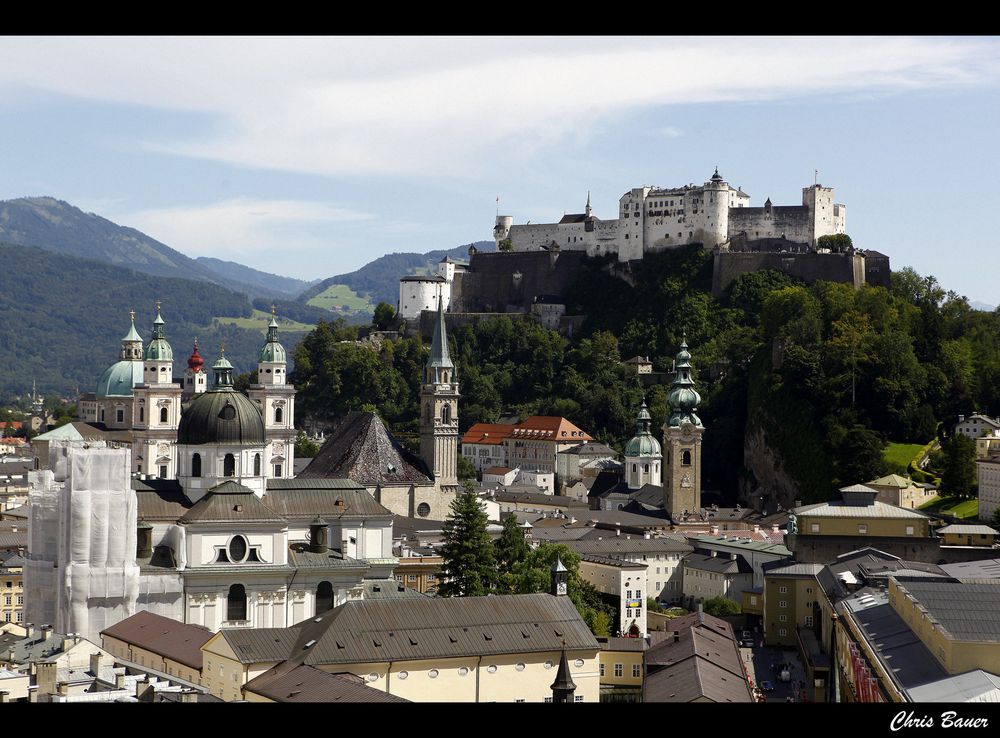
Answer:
[866,474,936,510]
[200,628,299,702]
[393,551,443,594]
[100,610,212,684]
[1,553,24,626]
[596,636,645,702]
[936,524,998,548]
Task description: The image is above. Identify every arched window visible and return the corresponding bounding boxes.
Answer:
[227,584,247,622]
[160,407,168,424]
[192,453,201,478]
[224,453,236,477]
[644,464,650,474]
[682,450,692,466]
[275,407,283,424]
[441,404,451,424]
[632,464,637,474]
[253,453,261,476]
[316,581,334,613]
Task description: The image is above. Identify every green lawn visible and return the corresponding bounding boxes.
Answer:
[306,283,374,313]
[212,309,314,332]
[884,442,926,472]
[918,495,979,519]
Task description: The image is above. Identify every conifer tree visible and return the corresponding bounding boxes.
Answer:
[437,484,497,597]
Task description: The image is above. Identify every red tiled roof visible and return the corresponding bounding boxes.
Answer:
[509,416,593,442]
[461,423,516,445]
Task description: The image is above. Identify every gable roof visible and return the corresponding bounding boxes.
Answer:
[295,593,598,666]
[244,664,410,703]
[461,423,517,446]
[100,611,212,670]
[262,481,392,520]
[177,481,287,526]
[299,411,431,485]
[509,416,593,443]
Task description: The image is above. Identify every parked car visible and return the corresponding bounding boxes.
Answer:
[761,680,775,692]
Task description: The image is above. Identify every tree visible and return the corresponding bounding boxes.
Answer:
[294,431,320,458]
[437,483,496,597]
[372,302,396,331]
[702,596,741,617]
[494,514,530,578]
[498,237,513,252]
[941,433,977,498]
[817,233,854,253]
[989,506,1000,530]
[456,454,477,482]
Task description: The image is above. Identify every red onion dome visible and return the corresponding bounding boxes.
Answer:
[187,339,205,373]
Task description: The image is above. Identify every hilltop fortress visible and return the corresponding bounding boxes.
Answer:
[494,169,847,261]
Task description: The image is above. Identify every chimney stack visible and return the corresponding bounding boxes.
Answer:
[90,652,102,677]
[308,516,329,554]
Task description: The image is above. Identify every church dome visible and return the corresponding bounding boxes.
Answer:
[144,308,173,361]
[177,355,265,445]
[624,400,661,457]
[96,360,144,398]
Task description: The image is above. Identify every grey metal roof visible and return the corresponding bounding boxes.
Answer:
[761,561,824,577]
[297,593,597,666]
[178,481,287,525]
[907,670,1000,703]
[597,636,647,652]
[219,628,302,664]
[494,490,589,507]
[244,663,410,703]
[939,558,1000,580]
[684,552,753,575]
[566,537,693,556]
[261,486,392,520]
[299,411,431,485]
[286,543,369,571]
[579,553,647,569]
[356,579,432,599]
[893,579,1000,641]
[644,627,752,703]
[793,499,928,519]
[100,611,212,670]
[134,483,192,522]
[938,524,998,536]
[690,534,791,556]
[177,387,266,445]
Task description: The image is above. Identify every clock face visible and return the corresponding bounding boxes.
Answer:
[557,581,567,595]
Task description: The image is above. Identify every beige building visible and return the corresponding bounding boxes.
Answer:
[977,455,1000,523]
[597,636,645,702]
[682,551,753,605]
[505,416,594,474]
[203,592,599,702]
[866,474,936,509]
[1,553,24,626]
[937,524,998,547]
[578,554,648,637]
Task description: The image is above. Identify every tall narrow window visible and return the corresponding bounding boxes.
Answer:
[160,407,168,424]
[139,407,144,423]
[227,584,247,622]
[682,450,692,466]
[316,581,334,613]
[192,453,201,478]
[253,453,261,476]
[275,407,283,424]
[224,453,236,477]
[441,404,451,424]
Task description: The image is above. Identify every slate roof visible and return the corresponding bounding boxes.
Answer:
[660,610,733,638]
[293,593,597,666]
[133,481,192,522]
[566,537,692,556]
[579,553,647,569]
[177,481,287,526]
[644,625,751,703]
[494,490,588,508]
[218,628,303,665]
[100,611,212,670]
[684,552,753,575]
[244,664,410,703]
[893,579,1000,641]
[299,411,431,485]
[0,531,27,550]
[559,442,616,457]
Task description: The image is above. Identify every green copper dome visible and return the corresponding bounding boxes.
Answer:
[177,353,265,445]
[144,308,173,362]
[259,316,286,363]
[96,360,145,398]
[624,400,661,457]
[667,335,703,428]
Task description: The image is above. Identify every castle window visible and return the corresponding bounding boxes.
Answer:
[160,407,168,424]
[682,450,691,466]
[224,454,236,477]
[227,584,247,622]
[275,407,283,423]
[253,453,261,476]
[192,453,202,478]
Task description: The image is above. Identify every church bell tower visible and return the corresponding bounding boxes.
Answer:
[662,334,704,521]
[420,296,459,493]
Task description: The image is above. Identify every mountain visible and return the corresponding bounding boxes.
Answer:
[0,243,310,401]
[196,256,317,299]
[300,241,496,318]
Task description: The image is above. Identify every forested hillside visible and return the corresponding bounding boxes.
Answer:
[291,245,1000,505]
[0,244,309,400]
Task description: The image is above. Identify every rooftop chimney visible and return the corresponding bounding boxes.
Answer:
[40,624,52,641]
[89,652,102,677]
[308,516,329,554]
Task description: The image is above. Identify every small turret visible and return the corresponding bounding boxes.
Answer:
[550,554,569,597]
[550,648,577,703]
[120,310,144,361]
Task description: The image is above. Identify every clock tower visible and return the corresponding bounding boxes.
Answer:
[662,335,704,521]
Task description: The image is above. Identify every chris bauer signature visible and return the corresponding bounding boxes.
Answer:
[891,711,989,731]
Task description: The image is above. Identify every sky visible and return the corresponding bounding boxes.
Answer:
[1,36,998,304]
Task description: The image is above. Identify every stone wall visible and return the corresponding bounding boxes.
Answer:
[712,251,867,296]
[728,205,813,245]
[452,250,587,313]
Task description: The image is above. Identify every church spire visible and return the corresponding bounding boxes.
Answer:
[585,191,592,218]
[426,294,453,374]
[667,333,702,428]
[550,647,577,703]
[120,310,144,360]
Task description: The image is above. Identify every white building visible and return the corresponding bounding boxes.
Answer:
[577,554,648,637]
[567,536,692,606]
[397,257,466,320]
[955,414,1000,440]
[977,455,1000,523]
[495,169,846,262]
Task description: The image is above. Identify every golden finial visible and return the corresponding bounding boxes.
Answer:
[220,340,226,356]
[271,303,276,317]
[155,299,161,312]
[194,336,199,349]
[129,309,135,322]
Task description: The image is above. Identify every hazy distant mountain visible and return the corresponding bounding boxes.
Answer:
[197,256,317,299]
[970,300,997,312]
[299,241,496,314]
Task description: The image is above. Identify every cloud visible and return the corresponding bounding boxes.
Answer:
[658,126,683,138]
[117,197,373,270]
[2,36,998,179]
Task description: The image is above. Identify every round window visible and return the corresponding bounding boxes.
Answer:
[228,535,247,562]
[514,663,525,672]
[417,502,431,517]
[574,659,585,668]
[397,671,408,680]
[428,669,439,679]
[458,666,469,676]
[543,661,553,670]
[487,665,497,674]
[219,404,236,421]
[367,673,378,682]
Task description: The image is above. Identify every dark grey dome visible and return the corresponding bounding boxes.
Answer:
[178,388,265,445]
